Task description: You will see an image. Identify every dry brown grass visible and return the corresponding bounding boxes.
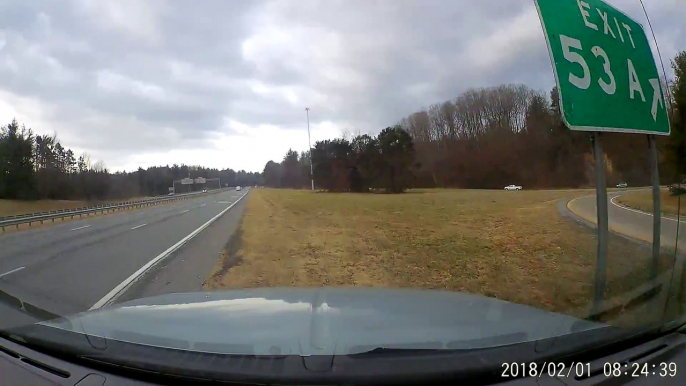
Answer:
[205,189,674,317]
[616,189,686,217]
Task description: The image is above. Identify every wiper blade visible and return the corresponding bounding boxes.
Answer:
[351,346,447,357]
[0,289,61,330]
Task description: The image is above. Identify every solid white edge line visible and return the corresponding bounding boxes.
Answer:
[567,187,682,223]
[130,223,147,230]
[90,191,249,310]
[610,194,685,224]
[69,225,91,232]
[0,266,25,278]
[566,188,647,214]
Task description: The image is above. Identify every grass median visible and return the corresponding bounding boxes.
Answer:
[205,188,674,317]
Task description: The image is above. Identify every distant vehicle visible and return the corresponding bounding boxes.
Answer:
[202,189,208,193]
[236,186,242,191]
[167,192,174,196]
[504,184,522,191]
[616,182,628,188]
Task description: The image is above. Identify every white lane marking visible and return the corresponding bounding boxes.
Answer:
[69,225,91,232]
[200,203,207,207]
[0,266,25,278]
[131,223,147,230]
[610,195,685,224]
[217,201,233,204]
[179,209,189,214]
[91,190,250,310]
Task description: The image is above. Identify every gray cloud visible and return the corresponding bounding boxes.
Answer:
[0,0,684,171]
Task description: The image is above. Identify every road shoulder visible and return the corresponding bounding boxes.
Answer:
[563,194,680,253]
[114,195,248,303]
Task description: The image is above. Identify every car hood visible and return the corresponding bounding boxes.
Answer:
[40,287,604,356]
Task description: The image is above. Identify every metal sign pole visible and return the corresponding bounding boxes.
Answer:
[648,135,661,281]
[592,132,609,312]
[306,107,314,191]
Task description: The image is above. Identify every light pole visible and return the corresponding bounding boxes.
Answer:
[306,107,314,191]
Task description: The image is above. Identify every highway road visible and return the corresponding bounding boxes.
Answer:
[0,188,249,316]
[567,189,685,252]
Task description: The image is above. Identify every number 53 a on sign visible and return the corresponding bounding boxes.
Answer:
[534,0,670,135]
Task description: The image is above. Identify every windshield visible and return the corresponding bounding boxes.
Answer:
[1,0,686,379]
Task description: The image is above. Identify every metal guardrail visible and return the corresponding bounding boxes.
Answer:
[0,188,232,231]
[0,195,181,221]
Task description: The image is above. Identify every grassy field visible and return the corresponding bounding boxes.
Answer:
[206,189,675,318]
[616,189,686,216]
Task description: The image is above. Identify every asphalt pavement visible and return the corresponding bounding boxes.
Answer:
[0,188,249,316]
[567,189,685,251]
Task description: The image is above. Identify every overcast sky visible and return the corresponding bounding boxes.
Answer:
[1,0,684,172]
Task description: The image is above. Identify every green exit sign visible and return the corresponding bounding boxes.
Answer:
[535,0,670,135]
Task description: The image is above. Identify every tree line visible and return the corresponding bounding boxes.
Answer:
[668,51,686,177]
[263,126,416,193]
[264,50,686,192]
[4,50,685,198]
[0,119,261,201]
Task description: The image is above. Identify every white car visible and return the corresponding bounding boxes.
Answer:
[504,185,522,191]
[236,186,242,191]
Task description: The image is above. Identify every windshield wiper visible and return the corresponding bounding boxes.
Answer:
[0,289,61,331]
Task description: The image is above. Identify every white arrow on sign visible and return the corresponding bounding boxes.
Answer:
[648,78,664,122]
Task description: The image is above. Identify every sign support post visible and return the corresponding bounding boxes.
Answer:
[648,135,661,281]
[592,132,609,311]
